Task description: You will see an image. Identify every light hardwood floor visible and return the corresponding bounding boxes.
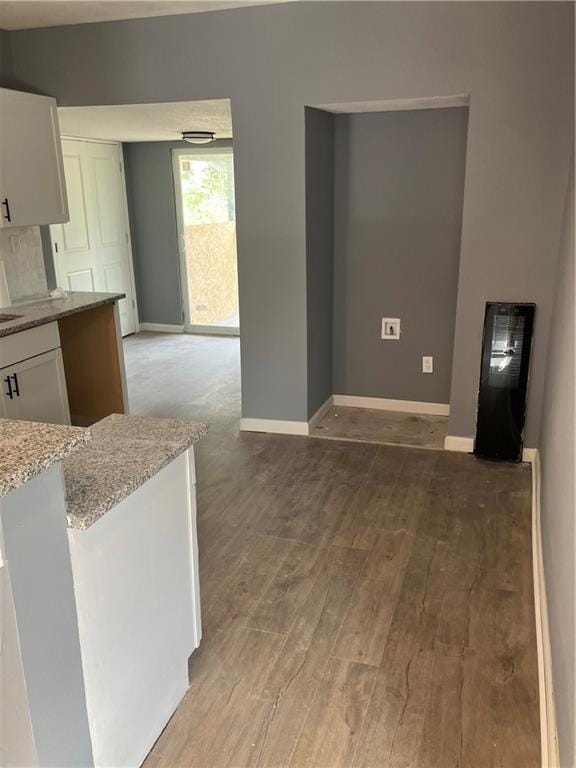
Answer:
[124,333,540,768]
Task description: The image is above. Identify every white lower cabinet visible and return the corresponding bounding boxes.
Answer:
[0,323,70,425]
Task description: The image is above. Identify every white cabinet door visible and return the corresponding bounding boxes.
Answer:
[50,140,138,337]
[0,348,71,425]
[0,88,68,228]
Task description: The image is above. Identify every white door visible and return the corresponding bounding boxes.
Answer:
[50,139,138,336]
[0,348,71,425]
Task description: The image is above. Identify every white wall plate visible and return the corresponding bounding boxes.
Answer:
[381,317,400,339]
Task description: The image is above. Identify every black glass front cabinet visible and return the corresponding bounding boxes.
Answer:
[474,302,535,462]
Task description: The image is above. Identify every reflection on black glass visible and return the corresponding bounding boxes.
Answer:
[488,314,525,388]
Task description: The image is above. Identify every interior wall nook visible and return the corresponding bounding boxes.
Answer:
[331,106,468,409]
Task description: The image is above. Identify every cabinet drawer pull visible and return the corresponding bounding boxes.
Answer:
[1,198,11,223]
[3,375,13,399]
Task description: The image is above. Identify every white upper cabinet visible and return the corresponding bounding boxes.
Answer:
[0,87,69,228]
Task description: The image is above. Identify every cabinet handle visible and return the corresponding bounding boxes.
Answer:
[1,198,11,223]
[11,374,19,397]
[3,375,13,400]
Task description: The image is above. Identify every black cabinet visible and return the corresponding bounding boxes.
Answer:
[474,302,535,462]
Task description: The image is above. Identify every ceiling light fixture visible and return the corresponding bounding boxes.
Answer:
[182,131,215,145]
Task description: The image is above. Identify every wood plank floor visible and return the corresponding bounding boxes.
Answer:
[124,334,540,768]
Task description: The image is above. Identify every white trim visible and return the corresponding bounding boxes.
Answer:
[531,450,559,768]
[333,394,449,416]
[60,136,121,145]
[118,148,140,330]
[317,93,470,115]
[522,447,538,463]
[239,418,309,436]
[173,146,233,157]
[172,150,193,330]
[114,302,129,414]
[444,435,475,453]
[185,325,239,337]
[308,396,334,432]
[138,323,184,334]
[443,437,539,463]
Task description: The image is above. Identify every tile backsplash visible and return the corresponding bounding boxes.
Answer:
[0,226,48,302]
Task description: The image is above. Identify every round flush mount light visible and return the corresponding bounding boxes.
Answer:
[182,131,215,145]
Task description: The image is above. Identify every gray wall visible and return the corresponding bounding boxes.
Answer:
[333,107,468,404]
[123,140,182,327]
[123,139,234,326]
[305,107,335,419]
[40,225,57,290]
[1,466,94,766]
[0,28,14,86]
[540,156,574,766]
[7,2,573,433]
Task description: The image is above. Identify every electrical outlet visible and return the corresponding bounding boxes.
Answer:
[422,356,434,374]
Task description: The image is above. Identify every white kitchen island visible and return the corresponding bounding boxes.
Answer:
[0,414,206,767]
[64,415,206,768]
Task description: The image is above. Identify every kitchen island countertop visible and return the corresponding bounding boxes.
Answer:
[0,418,90,497]
[64,414,207,530]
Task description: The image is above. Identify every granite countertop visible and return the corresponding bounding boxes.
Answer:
[0,291,125,338]
[0,419,90,497]
[64,414,207,530]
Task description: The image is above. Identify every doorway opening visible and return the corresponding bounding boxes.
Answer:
[305,98,470,450]
[51,98,242,431]
[172,148,239,336]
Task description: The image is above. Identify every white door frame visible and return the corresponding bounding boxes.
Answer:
[51,136,140,334]
[171,147,239,337]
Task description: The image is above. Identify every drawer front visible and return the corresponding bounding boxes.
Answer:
[0,322,61,369]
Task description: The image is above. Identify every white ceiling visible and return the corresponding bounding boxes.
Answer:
[0,0,290,31]
[58,99,233,142]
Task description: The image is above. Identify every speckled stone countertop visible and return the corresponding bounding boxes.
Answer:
[0,291,125,338]
[64,414,207,530]
[0,419,90,497]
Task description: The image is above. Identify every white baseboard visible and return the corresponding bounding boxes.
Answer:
[308,396,334,432]
[531,450,559,767]
[186,325,239,337]
[241,395,448,439]
[522,447,538,463]
[444,435,474,453]
[332,394,449,417]
[139,323,184,334]
[239,418,309,436]
[444,437,538,463]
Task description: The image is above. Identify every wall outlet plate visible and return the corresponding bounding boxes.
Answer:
[422,356,434,373]
[381,318,400,340]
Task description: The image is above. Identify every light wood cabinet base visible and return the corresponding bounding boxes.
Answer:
[58,303,126,426]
